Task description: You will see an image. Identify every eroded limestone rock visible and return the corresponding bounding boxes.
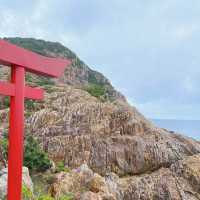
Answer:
[49,155,200,200]
[50,164,120,200]
[27,86,200,177]
[122,154,200,200]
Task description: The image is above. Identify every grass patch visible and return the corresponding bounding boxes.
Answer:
[55,161,70,173]
[85,84,106,99]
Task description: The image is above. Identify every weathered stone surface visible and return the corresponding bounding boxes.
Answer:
[27,85,200,177]
[171,154,200,194]
[0,167,33,200]
[79,191,102,200]
[123,168,184,200]
[50,155,200,200]
[122,154,200,200]
[50,164,120,200]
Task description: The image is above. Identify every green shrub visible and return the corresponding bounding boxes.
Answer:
[35,77,55,87]
[0,135,51,172]
[1,96,10,108]
[58,193,74,200]
[43,85,56,93]
[0,137,8,161]
[36,194,54,200]
[85,84,106,98]
[1,96,38,111]
[26,73,55,87]
[55,161,70,173]
[25,100,36,110]
[22,185,34,200]
[88,72,98,85]
[26,73,35,83]
[24,136,51,172]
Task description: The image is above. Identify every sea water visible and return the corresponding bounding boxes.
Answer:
[152,119,200,140]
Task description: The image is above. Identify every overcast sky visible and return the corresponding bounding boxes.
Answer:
[1,0,200,120]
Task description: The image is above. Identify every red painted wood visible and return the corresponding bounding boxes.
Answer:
[0,40,71,77]
[0,81,44,99]
[25,86,44,100]
[0,81,14,96]
[7,65,25,200]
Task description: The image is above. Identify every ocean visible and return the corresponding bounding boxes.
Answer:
[152,119,200,140]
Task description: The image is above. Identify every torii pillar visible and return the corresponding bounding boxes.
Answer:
[0,40,71,200]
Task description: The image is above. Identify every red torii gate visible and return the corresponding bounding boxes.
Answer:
[0,40,71,200]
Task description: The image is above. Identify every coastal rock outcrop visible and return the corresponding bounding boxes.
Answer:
[50,164,121,200]
[50,155,200,200]
[1,38,200,199]
[27,85,200,177]
[123,154,200,200]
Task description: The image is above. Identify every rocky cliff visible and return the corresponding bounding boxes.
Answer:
[1,38,200,200]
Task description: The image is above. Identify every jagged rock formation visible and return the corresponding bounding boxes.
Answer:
[50,164,121,200]
[27,85,200,178]
[0,38,200,199]
[50,155,200,200]
[122,154,200,200]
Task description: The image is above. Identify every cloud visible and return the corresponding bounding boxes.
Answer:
[0,0,200,120]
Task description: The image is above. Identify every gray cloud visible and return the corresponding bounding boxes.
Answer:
[0,0,200,120]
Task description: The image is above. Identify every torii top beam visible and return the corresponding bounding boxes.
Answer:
[0,39,71,77]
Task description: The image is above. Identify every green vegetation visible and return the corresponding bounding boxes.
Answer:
[1,134,51,172]
[88,72,98,85]
[43,85,56,93]
[31,173,74,200]
[2,37,117,101]
[36,194,73,200]
[58,194,74,200]
[55,161,70,173]
[26,73,55,87]
[36,195,54,200]
[1,96,40,111]
[5,37,75,59]
[0,96,10,109]
[32,173,54,197]
[24,136,52,172]
[0,136,8,162]
[22,183,74,200]
[85,84,106,98]
[25,99,37,110]
[2,97,10,108]
[23,185,34,200]
[88,71,105,86]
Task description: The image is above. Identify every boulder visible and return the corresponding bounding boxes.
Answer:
[0,167,33,200]
[50,164,119,200]
[51,155,200,200]
[50,164,93,198]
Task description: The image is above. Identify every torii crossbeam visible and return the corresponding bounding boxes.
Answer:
[0,39,71,200]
